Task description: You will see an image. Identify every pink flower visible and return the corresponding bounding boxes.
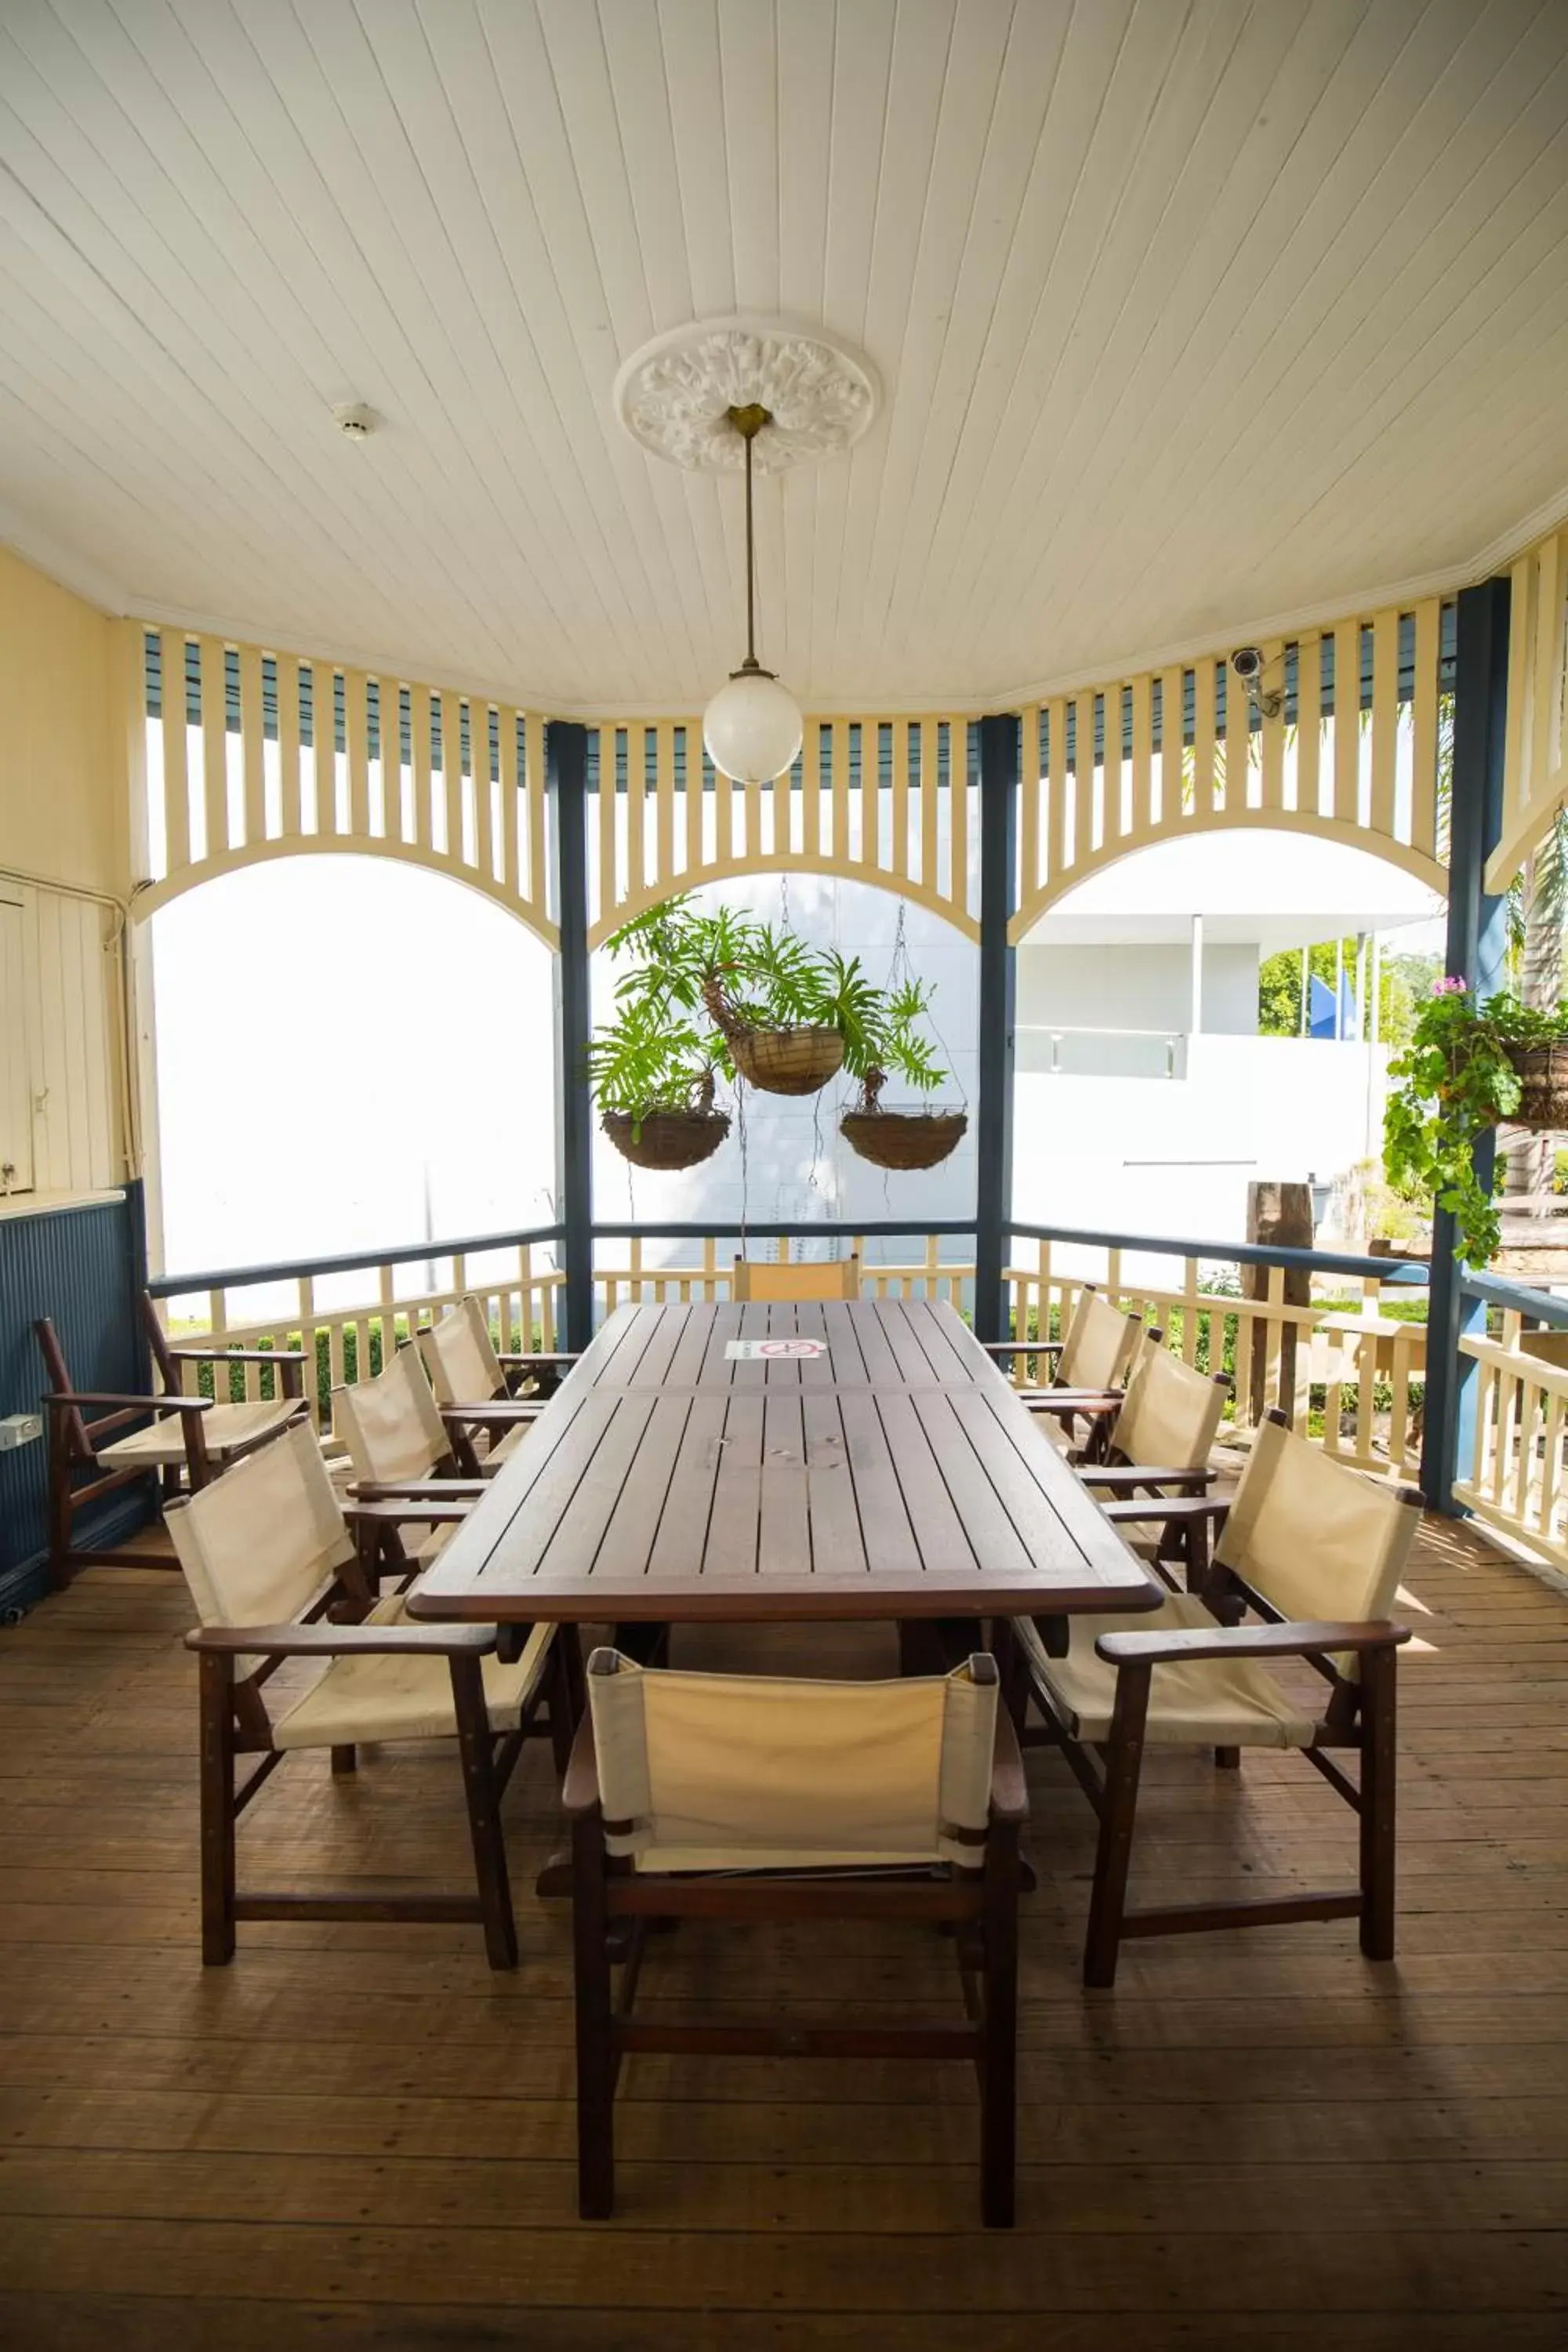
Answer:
[1432,975,1467,996]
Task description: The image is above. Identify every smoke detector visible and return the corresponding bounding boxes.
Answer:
[333,402,377,441]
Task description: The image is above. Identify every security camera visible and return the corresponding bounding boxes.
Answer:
[1229,644,1282,719]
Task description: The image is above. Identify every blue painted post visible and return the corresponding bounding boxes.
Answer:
[975,713,1019,1342]
[547,720,595,1355]
[1420,577,1512,1512]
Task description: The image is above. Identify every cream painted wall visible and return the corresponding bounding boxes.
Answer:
[0,546,130,1198]
[0,545,128,898]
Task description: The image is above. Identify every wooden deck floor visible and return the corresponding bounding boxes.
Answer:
[2,1515,1567,2349]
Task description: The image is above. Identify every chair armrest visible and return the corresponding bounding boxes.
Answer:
[988,1705,1029,1824]
[1026,1389,1123,1417]
[186,1620,499,1658]
[347,1479,487,1501]
[1101,1494,1231,1526]
[43,1390,213,1414]
[342,1498,474,1528]
[496,1350,579,1369]
[561,1708,601,1813]
[979,1339,1063,1359]
[168,1347,307,1399]
[438,1400,545,1427]
[1096,1620,1412,1668]
[1081,1464,1217,1491]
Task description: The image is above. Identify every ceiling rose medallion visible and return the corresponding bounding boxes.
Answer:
[614,318,878,782]
[613,314,879,475]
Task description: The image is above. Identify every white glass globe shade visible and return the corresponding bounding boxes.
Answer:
[702,670,804,782]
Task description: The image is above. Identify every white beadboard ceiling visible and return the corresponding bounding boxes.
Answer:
[2,0,1568,715]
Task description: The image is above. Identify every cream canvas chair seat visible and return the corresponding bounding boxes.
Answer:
[1018,1410,1419,1987]
[1015,1593,1316,1750]
[97,1393,301,1470]
[269,1592,554,1750]
[169,1421,567,1969]
[567,1648,1025,2227]
[416,1295,572,1474]
[731,1255,860,1301]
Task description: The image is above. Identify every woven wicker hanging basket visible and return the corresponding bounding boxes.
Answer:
[1504,1042,1568,1131]
[601,1109,731,1171]
[728,1025,845,1096]
[840,1109,968,1171]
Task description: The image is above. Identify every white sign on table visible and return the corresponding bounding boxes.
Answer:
[724,1340,828,1360]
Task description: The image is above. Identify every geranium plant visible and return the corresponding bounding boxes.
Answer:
[1383,978,1568,1266]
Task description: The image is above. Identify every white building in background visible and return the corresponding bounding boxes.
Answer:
[1012,832,1444,1247]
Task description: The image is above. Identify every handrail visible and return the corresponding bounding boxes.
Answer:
[152,1212,1431,1301]
[149,1222,566,1298]
[1011,1221,1429,1286]
[1461,1269,1568,1329]
[588,1220,978,1241]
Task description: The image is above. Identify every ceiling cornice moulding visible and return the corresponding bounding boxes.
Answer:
[9,480,1568,728]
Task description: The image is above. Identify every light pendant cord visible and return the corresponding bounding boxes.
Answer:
[744,425,757,670]
[727,401,771,675]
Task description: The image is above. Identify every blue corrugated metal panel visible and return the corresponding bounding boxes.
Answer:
[0,1186,149,1617]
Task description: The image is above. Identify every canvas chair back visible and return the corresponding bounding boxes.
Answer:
[1216,1416,1421,1675]
[332,1347,449,1483]
[1113,1340,1227,1470]
[418,1298,503,1406]
[587,1650,997,1872]
[1058,1287,1142,1392]
[731,1256,860,1303]
[167,1420,352,1645]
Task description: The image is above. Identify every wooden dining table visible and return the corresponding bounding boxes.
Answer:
[405,1297,1163,1632]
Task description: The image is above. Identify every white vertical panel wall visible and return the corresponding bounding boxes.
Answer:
[0,881,122,1200]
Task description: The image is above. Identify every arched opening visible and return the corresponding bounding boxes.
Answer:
[1011,828,1444,1249]
[147,856,557,1277]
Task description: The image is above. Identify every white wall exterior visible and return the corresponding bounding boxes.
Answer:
[1017,942,1259,1042]
[1013,1034,1392,1267]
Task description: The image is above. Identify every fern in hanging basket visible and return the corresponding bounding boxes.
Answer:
[837,982,966,1168]
[587,997,730,1170]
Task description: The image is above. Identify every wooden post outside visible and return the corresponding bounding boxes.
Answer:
[1244,1181,1312,1425]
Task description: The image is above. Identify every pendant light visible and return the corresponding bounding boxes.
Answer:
[702,402,804,785]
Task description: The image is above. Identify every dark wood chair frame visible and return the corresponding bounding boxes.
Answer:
[981,1316,1160,1465]
[564,1649,1028,2229]
[397,1332,580,1479]
[1022,1412,1415,1987]
[33,1312,285,1582]
[184,1494,580,1970]
[1073,1366,1231,1587]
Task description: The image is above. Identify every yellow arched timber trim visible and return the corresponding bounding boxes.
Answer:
[129,833,560,951]
[1010,807,1446,946]
[590,851,980,950]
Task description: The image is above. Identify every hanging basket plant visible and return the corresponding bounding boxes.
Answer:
[588,1002,730,1171]
[1384,979,1568,1267]
[593,894,963,1165]
[840,1070,967,1171]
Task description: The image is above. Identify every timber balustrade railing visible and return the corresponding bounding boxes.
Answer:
[148,1216,1432,1479]
[1450,1272,1568,1570]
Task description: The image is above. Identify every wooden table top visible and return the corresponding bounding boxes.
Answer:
[405,1299,1162,1624]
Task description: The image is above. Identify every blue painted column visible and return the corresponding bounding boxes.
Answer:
[547,720,595,1355]
[975,713,1020,1343]
[1420,577,1512,1512]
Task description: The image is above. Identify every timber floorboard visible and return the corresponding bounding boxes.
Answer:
[0,1517,1566,2347]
